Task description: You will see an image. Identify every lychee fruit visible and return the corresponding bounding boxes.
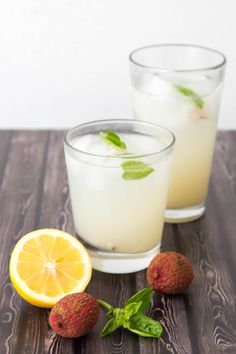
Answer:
[49,292,100,338]
[147,252,193,294]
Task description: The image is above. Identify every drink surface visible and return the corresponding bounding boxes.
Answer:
[65,132,171,253]
[72,132,164,157]
[132,73,222,208]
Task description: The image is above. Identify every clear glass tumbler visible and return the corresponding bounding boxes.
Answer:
[64,119,175,273]
[129,44,226,222]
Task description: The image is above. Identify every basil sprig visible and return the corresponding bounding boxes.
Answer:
[97,288,163,339]
[175,84,204,109]
[100,130,155,180]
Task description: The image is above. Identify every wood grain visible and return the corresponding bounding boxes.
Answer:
[0,130,236,354]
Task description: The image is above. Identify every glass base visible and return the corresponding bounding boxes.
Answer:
[165,203,205,223]
[76,235,160,273]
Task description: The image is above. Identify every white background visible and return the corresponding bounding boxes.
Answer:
[0,0,235,129]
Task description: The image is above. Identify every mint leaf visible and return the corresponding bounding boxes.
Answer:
[175,84,204,109]
[124,288,153,314]
[121,161,154,180]
[125,313,163,339]
[100,130,127,151]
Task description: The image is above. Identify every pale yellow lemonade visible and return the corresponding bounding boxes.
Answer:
[132,74,222,209]
[65,132,172,253]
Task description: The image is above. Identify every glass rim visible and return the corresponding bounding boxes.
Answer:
[64,119,175,161]
[129,43,227,72]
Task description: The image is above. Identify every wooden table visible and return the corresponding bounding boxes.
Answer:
[0,130,236,354]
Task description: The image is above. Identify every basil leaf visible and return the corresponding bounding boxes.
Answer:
[100,131,155,180]
[100,130,127,151]
[112,308,124,322]
[124,301,142,319]
[121,161,154,180]
[124,288,153,314]
[98,289,163,339]
[175,84,204,109]
[99,318,121,337]
[125,313,163,339]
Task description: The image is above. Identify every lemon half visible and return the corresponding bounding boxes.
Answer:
[9,229,92,308]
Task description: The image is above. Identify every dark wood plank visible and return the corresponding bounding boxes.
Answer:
[0,130,236,354]
[163,131,236,354]
[0,131,12,187]
[0,131,50,354]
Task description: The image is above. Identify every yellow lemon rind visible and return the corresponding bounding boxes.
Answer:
[9,229,92,308]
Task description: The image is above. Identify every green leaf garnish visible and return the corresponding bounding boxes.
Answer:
[121,161,154,180]
[125,313,163,338]
[124,301,142,318]
[99,318,120,337]
[97,288,163,339]
[124,288,153,314]
[175,84,204,109]
[100,130,127,151]
[100,131,155,180]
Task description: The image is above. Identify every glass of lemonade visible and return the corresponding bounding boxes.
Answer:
[129,44,226,222]
[64,120,175,273]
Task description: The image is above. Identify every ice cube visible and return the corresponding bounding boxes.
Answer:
[136,72,174,96]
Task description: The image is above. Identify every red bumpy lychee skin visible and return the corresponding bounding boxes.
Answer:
[147,252,193,294]
[49,292,100,338]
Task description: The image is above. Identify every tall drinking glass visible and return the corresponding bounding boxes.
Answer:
[129,44,226,222]
[64,120,175,273]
